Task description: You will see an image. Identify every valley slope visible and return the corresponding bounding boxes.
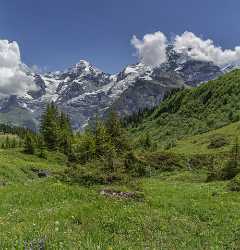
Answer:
[130,69,240,148]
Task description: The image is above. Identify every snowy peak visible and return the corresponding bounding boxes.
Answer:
[116,63,153,83]
[67,60,104,77]
[1,47,238,131]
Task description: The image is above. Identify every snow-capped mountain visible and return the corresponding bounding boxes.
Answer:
[0,47,230,130]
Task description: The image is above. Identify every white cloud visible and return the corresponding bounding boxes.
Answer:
[0,39,37,96]
[131,31,168,67]
[131,31,240,67]
[174,31,240,66]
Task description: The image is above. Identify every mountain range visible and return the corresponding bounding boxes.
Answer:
[0,45,235,130]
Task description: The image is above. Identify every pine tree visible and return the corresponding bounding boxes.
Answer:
[5,136,10,149]
[40,103,73,153]
[105,111,130,153]
[24,133,35,154]
[59,111,73,154]
[74,130,96,163]
[37,135,46,158]
[40,102,60,151]
[11,138,16,148]
[95,118,112,157]
[141,132,152,149]
[221,137,240,180]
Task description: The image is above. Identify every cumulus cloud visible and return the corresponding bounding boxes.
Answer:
[131,31,168,67]
[174,31,240,66]
[0,39,37,97]
[131,31,240,67]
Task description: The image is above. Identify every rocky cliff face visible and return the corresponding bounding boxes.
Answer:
[0,46,225,130]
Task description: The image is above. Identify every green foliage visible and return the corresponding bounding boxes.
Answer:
[94,118,113,158]
[40,102,61,151]
[221,138,240,180]
[139,132,153,150]
[164,139,177,150]
[124,151,147,177]
[0,134,22,149]
[229,174,240,191]
[122,106,156,128]
[106,111,131,153]
[0,123,34,138]
[207,135,228,149]
[221,159,240,180]
[40,102,73,153]
[72,112,130,164]
[64,159,125,186]
[140,151,184,172]
[67,112,136,184]
[207,138,240,181]
[36,135,47,159]
[129,69,240,147]
[23,133,35,154]
[73,131,96,163]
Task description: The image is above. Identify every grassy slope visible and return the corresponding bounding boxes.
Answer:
[0,149,66,184]
[168,121,240,155]
[130,69,240,147]
[0,149,239,249]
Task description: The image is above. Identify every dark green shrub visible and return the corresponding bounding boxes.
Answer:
[229,174,240,191]
[220,137,240,180]
[142,152,183,172]
[124,152,147,177]
[221,160,240,180]
[206,170,222,182]
[24,134,35,154]
[64,160,124,186]
[208,136,228,149]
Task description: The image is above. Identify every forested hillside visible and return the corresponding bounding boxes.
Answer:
[129,69,240,148]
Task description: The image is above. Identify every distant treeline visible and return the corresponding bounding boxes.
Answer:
[0,123,33,139]
[122,87,184,127]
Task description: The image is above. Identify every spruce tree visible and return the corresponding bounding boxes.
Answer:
[95,118,112,158]
[11,138,16,148]
[105,111,130,153]
[40,102,60,151]
[24,133,35,154]
[37,135,46,158]
[75,130,96,163]
[59,111,73,153]
[5,136,10,149]
[221,137,240,180]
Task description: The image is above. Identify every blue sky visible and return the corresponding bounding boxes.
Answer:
[1,0,240,73]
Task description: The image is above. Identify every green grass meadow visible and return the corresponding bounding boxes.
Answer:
[0,148,239,249]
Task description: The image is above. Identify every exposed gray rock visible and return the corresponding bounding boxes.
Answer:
[100,188,143,200]
[31,168,50,178]
[0,47,231,130]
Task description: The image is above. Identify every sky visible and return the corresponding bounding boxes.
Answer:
[1,0,240,74]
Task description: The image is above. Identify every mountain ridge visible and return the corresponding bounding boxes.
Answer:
[0,46,235,130]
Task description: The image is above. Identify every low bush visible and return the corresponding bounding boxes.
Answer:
[220,159,240,180]
[207,135,228,149]
[140,151,183,172]
[229,174,240,191]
